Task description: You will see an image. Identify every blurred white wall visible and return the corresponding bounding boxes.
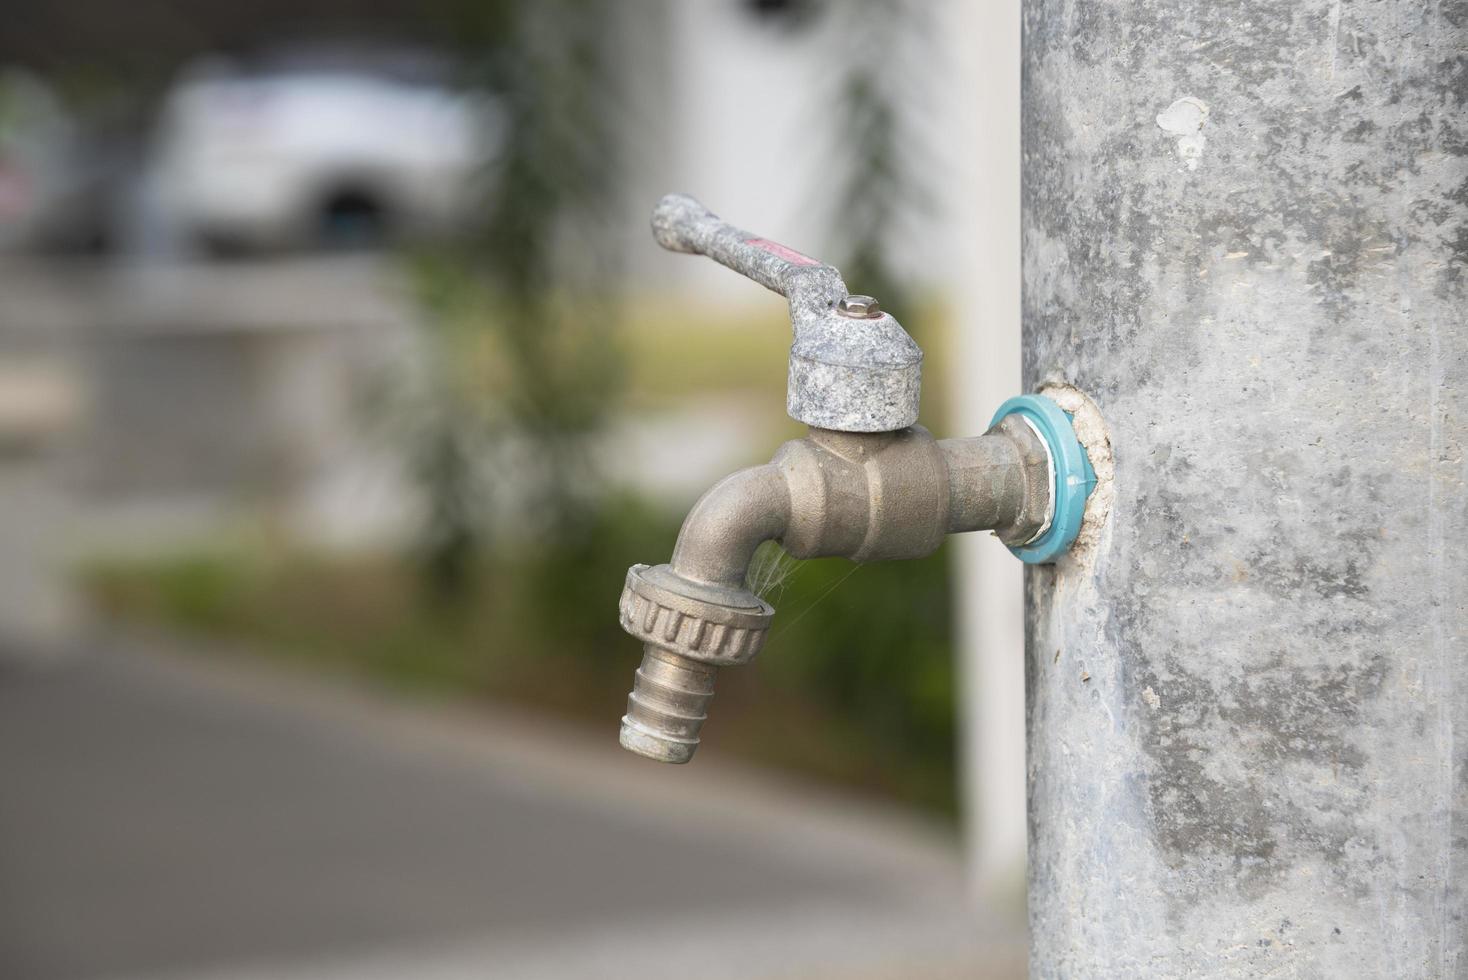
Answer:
[936,0,1027,903]
[618,0,962,303]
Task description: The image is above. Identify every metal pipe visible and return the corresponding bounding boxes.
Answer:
[940,414,1052,545]
[941,434,1025,533]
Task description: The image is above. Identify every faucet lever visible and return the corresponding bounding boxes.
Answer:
[651,193,847,308]
[649,193,922,433]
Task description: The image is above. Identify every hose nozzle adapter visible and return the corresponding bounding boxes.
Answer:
[617,563,774,763]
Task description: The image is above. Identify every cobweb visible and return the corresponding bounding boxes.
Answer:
[745,540,803,604]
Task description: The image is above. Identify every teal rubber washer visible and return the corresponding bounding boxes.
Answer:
[989,394,1096,564]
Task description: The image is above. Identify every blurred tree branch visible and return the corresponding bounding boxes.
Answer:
[401,0,626,602]
[825,0,930,323]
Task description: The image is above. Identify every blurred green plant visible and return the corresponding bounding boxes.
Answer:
[82,0,965,818]
[824,0,931,321]
[395,0,625,603]
[82,520,957,814]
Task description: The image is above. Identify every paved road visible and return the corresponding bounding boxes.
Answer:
[0,641,1023,980]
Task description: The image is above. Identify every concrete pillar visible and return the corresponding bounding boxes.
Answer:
[1022,0,1466,976]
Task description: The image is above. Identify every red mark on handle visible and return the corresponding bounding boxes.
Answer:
[746,237,819,267]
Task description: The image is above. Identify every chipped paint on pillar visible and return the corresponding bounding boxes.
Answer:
[1022,0,1467,976]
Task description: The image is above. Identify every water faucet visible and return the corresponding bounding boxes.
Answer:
[618,194,1096,764]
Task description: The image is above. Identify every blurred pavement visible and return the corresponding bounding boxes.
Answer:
[0,638,1025,980]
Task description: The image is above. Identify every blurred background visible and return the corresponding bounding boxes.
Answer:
[0,1,1026,977]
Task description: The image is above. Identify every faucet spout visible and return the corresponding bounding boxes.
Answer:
[617,465,788,764]
[670,464,791,590]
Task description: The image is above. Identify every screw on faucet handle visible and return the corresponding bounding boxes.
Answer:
[650,193,846,307]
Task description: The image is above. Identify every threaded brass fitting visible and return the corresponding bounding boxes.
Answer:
[616,563,773,763]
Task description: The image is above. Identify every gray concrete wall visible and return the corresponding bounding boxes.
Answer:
[1022,0,1466,976]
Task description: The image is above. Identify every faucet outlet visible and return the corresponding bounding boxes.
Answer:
[619,196,1101,763]
[617,563,773,762]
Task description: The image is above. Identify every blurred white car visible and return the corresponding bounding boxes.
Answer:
[152,51,503,253]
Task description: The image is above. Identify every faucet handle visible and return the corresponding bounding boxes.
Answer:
[651,193,847,308]
[650,193,923,433]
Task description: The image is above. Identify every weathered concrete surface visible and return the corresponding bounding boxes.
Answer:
[1022,0,1466,976]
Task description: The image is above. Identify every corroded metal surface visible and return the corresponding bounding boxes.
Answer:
[1023,0,1467,975]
